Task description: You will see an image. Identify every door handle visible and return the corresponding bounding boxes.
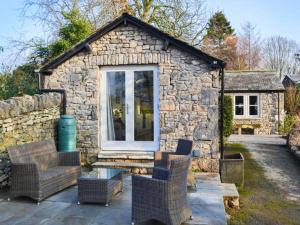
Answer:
[126,104,129,114]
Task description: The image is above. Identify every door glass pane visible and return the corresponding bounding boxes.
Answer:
[134,71,154,141]
[107,71,126,141]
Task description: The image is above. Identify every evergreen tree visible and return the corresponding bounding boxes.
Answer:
[202,11,237,69]
[31,9,94,63]
[204,11,234,46]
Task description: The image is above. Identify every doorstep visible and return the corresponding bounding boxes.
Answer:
[92,161,154,168]
[98,151,154,160]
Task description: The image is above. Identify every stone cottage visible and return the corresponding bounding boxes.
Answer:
[39,13,225,172]
[282,74,300,88]
[225,71,285,135]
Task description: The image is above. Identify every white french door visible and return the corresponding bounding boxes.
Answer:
[100,65,159,151]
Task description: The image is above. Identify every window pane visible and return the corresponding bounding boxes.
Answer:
[249,106,258,115]
[235,106,244,115]
[235,96,244,105]
[249,96,258,105]
[134,71,154,141]
[107,72,126,141]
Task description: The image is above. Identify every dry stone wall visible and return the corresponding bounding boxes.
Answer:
[44,24,220,172]
[288,129,300,160]
[0,93,62,188]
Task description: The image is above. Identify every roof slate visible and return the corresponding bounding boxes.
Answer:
[224,71,285,91]
[284,74,300,83]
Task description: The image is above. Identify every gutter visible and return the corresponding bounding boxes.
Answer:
[224,89,285,93]
[35,69,67,115]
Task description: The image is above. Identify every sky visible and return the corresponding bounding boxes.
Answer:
[206,0,300,41]
[0,0,299,67]
[0,1,41,45]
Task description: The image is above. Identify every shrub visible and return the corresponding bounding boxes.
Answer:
[222,95,233,137]
[0,63,38,100]
[279,114,297,135]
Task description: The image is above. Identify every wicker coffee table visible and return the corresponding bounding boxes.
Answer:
[77,168,124,206]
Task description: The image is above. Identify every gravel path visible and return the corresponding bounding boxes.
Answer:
[228,135,300,203]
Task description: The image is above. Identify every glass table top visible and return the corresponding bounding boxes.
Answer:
[80,168,125,180]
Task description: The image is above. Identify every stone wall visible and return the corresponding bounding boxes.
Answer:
[287,129,300,160]
[0,93,62,188]
[43,24,220,172]
[226,92,285,135]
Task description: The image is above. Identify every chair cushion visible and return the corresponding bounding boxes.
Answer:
[176,139,193,155]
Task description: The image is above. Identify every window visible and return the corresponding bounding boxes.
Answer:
[235,96,244,116]
[234,95,259,117]
[249,96,258,116]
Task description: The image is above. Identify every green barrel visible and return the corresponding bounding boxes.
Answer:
[58,115,77,152]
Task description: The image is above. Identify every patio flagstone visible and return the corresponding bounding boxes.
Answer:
[0,173,227,225]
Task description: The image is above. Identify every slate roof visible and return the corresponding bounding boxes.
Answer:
[283,74,300,84]
[224,71,285,92]
[40,13,224,74]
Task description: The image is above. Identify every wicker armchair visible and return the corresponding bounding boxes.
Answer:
[7,139,80,203]
[154,139,193,168]
[132,155,192,225]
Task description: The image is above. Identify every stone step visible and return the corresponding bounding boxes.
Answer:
[98,151,154,160]
[93,161,154,168]
[221,183,240,209]
[92,161,154,174]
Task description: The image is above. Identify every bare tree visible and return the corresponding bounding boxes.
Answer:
[145,0,208,46]
[21,0,110,35]
[21,0,208,46]
[263,36,300,77]
[238,22,261,70]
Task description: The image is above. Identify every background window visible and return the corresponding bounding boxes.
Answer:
[249,96,258,116]
[235,96,244,115]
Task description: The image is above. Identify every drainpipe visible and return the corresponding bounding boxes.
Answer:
[35,69,67,115]
[277,92,280,133]
[219,65,225,160]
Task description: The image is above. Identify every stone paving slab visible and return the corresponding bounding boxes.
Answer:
[221,183,239,198]
[0,173,227,225]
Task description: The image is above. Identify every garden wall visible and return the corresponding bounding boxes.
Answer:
[287,128,300,161]
[0,93,62,188]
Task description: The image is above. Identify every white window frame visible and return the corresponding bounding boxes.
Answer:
[234,95,245,117]
[234,94,260,118]
[100,65,160,151]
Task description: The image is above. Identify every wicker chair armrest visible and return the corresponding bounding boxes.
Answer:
[154,151,174,168]
[152,167,169,180]
[58,151,80,166]
[132,175,168,206]
[11,163,39,178]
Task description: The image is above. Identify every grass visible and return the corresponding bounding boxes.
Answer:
[226,143,300,225]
